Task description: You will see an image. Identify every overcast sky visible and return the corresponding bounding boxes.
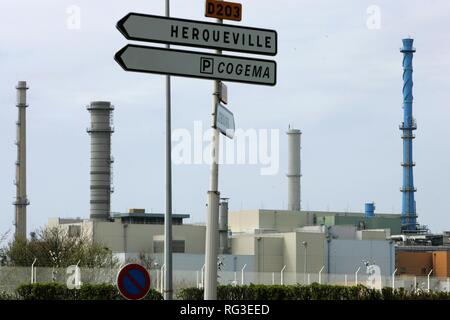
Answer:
[1,0,450,240]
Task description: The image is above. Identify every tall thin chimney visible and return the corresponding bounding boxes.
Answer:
[87,101,114,221]
[400,38,418,232]
[287,128,301,211]
[14,81,29,239]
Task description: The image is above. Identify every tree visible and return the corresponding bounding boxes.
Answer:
[125,252,156,270]
[0,230,10,266]
[2,226,118,268]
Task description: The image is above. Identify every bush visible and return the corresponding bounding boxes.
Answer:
[0,290,17,300]
[16,283,163,300]
[17,283,68,300]
[177,283,450,300]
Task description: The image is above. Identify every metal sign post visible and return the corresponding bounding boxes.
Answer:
[204,1,223,300]
[164,0,173,302]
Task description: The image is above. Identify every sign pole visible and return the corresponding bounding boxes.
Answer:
[164,0,173,301]
[205,1,223,300]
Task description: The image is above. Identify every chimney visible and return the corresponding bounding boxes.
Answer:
[14,81,29,239]
[399,38,418,232]
[287,128,301,211]
[87,101,114,221]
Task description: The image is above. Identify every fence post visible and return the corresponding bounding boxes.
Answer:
[156,269,160,290]
[414,276,417,292]
[345,274,348,286]
[280,265,286,285]
[200,264,205,289]
[241,264,247,285]
[427,269,433,293]
[272,272,275,285]
[307,273,310,285]
[31,258,37,284]
[447,278,450,293]
[161,264,166,293]
[318,266,325,285]
[392,268,397,289]
[355,266,361,286]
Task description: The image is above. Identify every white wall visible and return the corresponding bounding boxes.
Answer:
[327,239,395,276]
[116,253,255,273]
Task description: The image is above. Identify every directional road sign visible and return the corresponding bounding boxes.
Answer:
[116,13,277,56]
[115,45,277,86]
[116,264,151,300]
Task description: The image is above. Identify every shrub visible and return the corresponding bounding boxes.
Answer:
[16,283,163,300]
[17,283,68,300]
[0,290,17,300]
[177,283,450,300]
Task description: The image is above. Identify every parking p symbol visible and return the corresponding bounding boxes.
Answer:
[200,57,214,74]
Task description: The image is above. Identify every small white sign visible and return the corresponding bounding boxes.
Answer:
[216,103,235,139]
[220,82,228,105]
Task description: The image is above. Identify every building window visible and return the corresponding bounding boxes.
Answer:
[68,225,81,238]
[154,240,185,253]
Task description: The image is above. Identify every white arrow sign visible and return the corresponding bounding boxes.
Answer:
[115,45,276,86]
[117,13,277,56]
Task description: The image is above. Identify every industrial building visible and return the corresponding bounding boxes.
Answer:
[29,37,450,283]
[49,207,396,277]
[48,100,398,278]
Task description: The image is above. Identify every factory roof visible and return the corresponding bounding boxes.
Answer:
[112,212,190,219]
[111,212,190,225]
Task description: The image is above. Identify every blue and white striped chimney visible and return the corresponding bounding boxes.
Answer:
[400,38,417,232]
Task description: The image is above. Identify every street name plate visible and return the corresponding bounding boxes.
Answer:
[117,13,277,56]
[115,45,276,86]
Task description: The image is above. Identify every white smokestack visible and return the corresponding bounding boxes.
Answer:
[14,81,29,239]
[287,128,301,211]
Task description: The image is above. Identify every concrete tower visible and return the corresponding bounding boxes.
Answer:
[400,38,417,232]
[87,101,114,221]
[14,81,29,239]
[287,128,301,211]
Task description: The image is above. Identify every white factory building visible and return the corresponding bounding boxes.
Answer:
[49,207,396,278]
